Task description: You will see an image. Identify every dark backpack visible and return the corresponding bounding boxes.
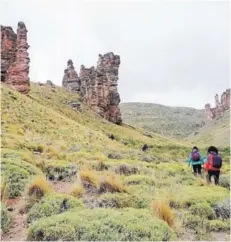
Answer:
[192,151,200,161]
[211,154,222,169]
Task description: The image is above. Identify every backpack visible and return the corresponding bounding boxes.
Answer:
[211,154,222,169]
[191,151,200,161]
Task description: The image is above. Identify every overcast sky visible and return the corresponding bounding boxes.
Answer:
[1,0,230,108]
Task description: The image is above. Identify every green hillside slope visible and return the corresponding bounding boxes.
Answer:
[1,83,230,241]
[185,110,230,148]
[120,102,206,139]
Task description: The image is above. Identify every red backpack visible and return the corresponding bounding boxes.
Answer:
[206,154,222,170]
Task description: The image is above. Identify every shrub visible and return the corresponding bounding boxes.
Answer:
[99,175,127,193]
[1,203,11,233]
[1,157,42,198]
[183,214,209,230]
[115,164,138,175]
[45,161,78,181]
[189,202,216,220]
[91,193,132,208]
[70,184,84,198]
[151,201,175,227]
[28,194,84,223]
[208,220,230,232]
[219,175,230,190]
[27,208,174,241]
[124,175,155,186]
[213,198,230,220]
[80,170,98,189]
[27,176,52,201]
[107,153,123,160]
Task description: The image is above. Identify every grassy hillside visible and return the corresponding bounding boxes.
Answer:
[120,102,206,139]
[1,83,230,241]
[185,110,230,148]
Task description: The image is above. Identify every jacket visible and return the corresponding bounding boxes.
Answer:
[204,151,221,171]
[187,151,204,166]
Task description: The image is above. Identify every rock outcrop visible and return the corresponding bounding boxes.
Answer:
[205,89,230,120]
[62,52,122,124]
[1,22,30,94]
[62,60,80,93]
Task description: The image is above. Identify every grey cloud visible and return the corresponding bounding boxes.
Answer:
[0,0,229,108]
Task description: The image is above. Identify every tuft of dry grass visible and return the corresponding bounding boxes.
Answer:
[70,184,84,198]
[27,176,52,200]
[99,174,127,193]
[0,182,9,203]
[80,170,99,188]
[196,177,207,186]
[151,201,175,227]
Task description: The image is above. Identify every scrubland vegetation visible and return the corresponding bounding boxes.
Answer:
[1,83,230,241]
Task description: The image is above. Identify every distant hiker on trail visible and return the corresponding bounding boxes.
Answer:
[142,144,148,152]
[204,146,222,185]
[187,146,204,175]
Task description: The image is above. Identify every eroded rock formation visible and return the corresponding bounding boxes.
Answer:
[1,22,30,94]
[62,59,80,93]
[205,89,230,120]
[62,52,122,124]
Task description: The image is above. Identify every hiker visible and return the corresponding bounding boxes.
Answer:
[204,146,222,185]
[109,134,115,140]
[187,146,204,175]
[142,144,148,152]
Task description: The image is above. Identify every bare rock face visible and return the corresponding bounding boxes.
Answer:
[1,26,17,82]
[62,59,80,93]
[205,89,230,120]
[62,52,122,124]
[1,22,30,94]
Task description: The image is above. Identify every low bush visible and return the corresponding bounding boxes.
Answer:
[1,157,42,198]
[183,214,209,230]
[189,202,215,220]
[92,193,132,208]
[28,194,84,223]
[45,161,78,181]
[115,164,138,175]
[213,198,230,220]
[1,202,11,233]
[27,208,174,241]
[219,175,230,190]
[124,175,155,186]
[151,201,175,227]
[208,220,230,232]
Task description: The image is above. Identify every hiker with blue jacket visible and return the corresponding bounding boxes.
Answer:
[187,146,204,175]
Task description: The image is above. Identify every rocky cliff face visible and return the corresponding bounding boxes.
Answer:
[1,22,30,94]
[62,52,122,124]
[205,89,230,120]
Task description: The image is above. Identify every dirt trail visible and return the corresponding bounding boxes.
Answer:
[1,198,27,241]
[48,180,72,194]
